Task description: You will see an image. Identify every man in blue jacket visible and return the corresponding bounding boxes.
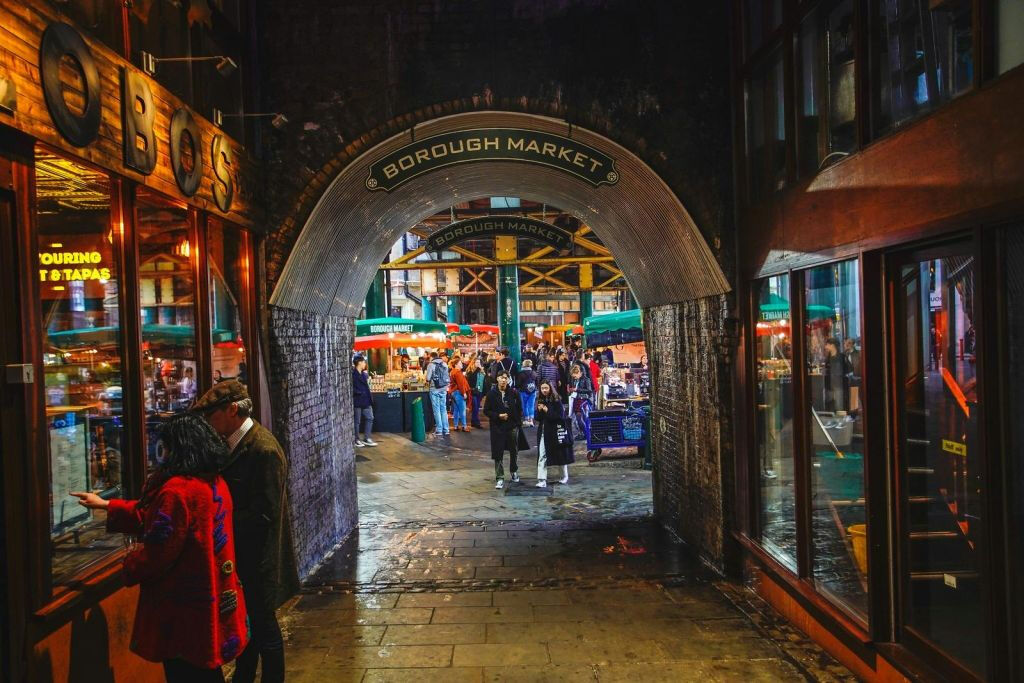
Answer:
[352,355,377,446]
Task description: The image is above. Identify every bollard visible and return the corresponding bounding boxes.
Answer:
[410,397,426,443]
[641,409,653,470]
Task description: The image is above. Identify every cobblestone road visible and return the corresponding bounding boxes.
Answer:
[280,432,854,682]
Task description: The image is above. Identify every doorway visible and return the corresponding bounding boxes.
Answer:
[890,240,987,678]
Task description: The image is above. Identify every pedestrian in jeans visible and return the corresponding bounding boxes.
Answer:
[449,358,471,432]
[352,355,377,447]
[465,357,485,428]
[426,351,451,436]
[484,372,523,489]
[517,359,537,426]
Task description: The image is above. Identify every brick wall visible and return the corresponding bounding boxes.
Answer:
[646,295,737,573]
[267,306,358,578]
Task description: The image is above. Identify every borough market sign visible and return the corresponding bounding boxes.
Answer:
[426,216,573,252]
[366,128,620,192]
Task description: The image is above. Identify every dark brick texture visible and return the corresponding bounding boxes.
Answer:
[267,305,358,578]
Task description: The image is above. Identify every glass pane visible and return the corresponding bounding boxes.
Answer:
[745,0,766,56]
[35,151,126,586]
[207,220,249,388]
[1006,226,1024,677]
[756,275,796,569]
[805,260,867,619]
[874,0,973,136]
[745,50,787,203]
[129,0,193,107]
[897,253,985,677]
[137,189,196,475]
[997,0,1024,74]
[798,1,857,176]
[61,0,124,55]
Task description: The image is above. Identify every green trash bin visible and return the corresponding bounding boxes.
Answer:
[410,397,426,443]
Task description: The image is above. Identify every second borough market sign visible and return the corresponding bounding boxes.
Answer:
[366,128,620,191]
[426,216,573,252]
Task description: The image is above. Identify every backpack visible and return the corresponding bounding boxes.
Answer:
[429,361,450,389]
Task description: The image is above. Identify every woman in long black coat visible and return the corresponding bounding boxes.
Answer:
[534,380,574,487]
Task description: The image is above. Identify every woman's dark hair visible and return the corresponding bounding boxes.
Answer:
[537,380,556,400]
[139,413,228,509]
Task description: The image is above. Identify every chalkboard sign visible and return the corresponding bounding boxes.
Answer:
[386,388,402,399]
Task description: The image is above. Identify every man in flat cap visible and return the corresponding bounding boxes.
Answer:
[193,380,299,683]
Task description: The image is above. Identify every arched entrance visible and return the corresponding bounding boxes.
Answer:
[267,110,733,578]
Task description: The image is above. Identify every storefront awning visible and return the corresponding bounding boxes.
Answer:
[584,309,643,347]
[354,333,451,350]
[356,317,448,336]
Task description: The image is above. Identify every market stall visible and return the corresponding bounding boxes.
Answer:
[449,323,500,356]
[583,310,649,403]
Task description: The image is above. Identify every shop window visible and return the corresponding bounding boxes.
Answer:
[745,50,788,203]
[129,0,193,107]
[804,260,868,619]
[744,0,784,58]
[136,189,196,475]
[207,220,250,387]
[58,0,125,56]
[1005,226,1024,677]
[797,0,857,176]
[997,0,1024,74]
[873,0,974,136]
[756,275,797,569]
[35,151,126,586]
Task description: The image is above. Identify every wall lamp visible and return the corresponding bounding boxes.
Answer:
[140,52,237,78]
[212,111,289,129]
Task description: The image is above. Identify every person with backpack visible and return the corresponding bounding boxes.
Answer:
[425,351,451,436]
[494,346,518,378]
[516,359,538,426]
[449,358,471,432]
[465,357,485,428]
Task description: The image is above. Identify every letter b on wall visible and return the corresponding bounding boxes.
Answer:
[211,134,234,213]
[121,68,157,174]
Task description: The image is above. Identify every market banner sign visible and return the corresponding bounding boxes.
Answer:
[426,215,573,252]
[366,128,620,192]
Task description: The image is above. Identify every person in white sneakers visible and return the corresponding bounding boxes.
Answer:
[484,372,523,489]
[534,380,573,486]
[352,356,377,447]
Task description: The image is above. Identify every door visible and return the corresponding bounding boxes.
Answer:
[891,242,987,678]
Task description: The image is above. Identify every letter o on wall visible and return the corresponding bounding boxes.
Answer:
[170,108,202,197]
[39,23,101,147]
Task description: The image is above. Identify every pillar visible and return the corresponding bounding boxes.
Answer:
[495,235,520,363]
[421,296,437,321]
[446,296,461,324]
[579,263,594,322]
[364,269,387,319]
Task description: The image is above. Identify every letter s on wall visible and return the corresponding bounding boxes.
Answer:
[170,108,202,196]
[40,23,101,147]
[211,134,234,212]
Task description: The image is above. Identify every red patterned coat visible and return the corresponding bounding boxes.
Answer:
[106,475,249,669]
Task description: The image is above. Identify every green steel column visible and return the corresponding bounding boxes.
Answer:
[446,296,461,324]
[365,269,387,318]
[421,296,437,321]
[498,265,521,363]
[579,290,593,322]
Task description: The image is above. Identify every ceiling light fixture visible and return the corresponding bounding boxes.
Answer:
[215,112,289,129]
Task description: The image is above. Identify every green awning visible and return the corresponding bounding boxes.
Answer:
[448,324,474,337]
[47,324,217,348]
[583,309,643,347]
[356,317,448,335]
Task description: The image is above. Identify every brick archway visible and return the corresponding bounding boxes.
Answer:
[269,110,729,315]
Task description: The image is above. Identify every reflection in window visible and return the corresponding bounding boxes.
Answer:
[745,50,787,203]
[756,275,796,569]
[35,151,125,586]
[805,260,867,619]
[207,220,249,388]
[998,0,1024,74]
[137,189,196,474]
[874,0,973,136]
[798,1,857,176]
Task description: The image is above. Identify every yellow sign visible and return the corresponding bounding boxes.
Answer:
[942,439,967,456]
[38,251,110,282]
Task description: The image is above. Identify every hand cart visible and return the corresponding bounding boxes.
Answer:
[583,406,648,462]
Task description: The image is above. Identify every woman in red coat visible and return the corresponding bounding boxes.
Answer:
[74,413,249,682]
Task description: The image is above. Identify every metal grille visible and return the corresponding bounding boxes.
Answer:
[589,416,623,444]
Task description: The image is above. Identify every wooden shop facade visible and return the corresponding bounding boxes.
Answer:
[0,1,262,680]
[731,1,1024,680]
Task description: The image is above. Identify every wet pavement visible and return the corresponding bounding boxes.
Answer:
[279,430,855,682]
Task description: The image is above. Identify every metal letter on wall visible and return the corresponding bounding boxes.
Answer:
[39,23,101,147]
[120,68,157,174]
[211,134,234,212]
[170,108,202,197]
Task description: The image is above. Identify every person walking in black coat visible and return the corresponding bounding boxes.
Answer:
[484,371,523,490]
[534,380,574,487]
[556,350,572,404]
[352,356,377,447]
